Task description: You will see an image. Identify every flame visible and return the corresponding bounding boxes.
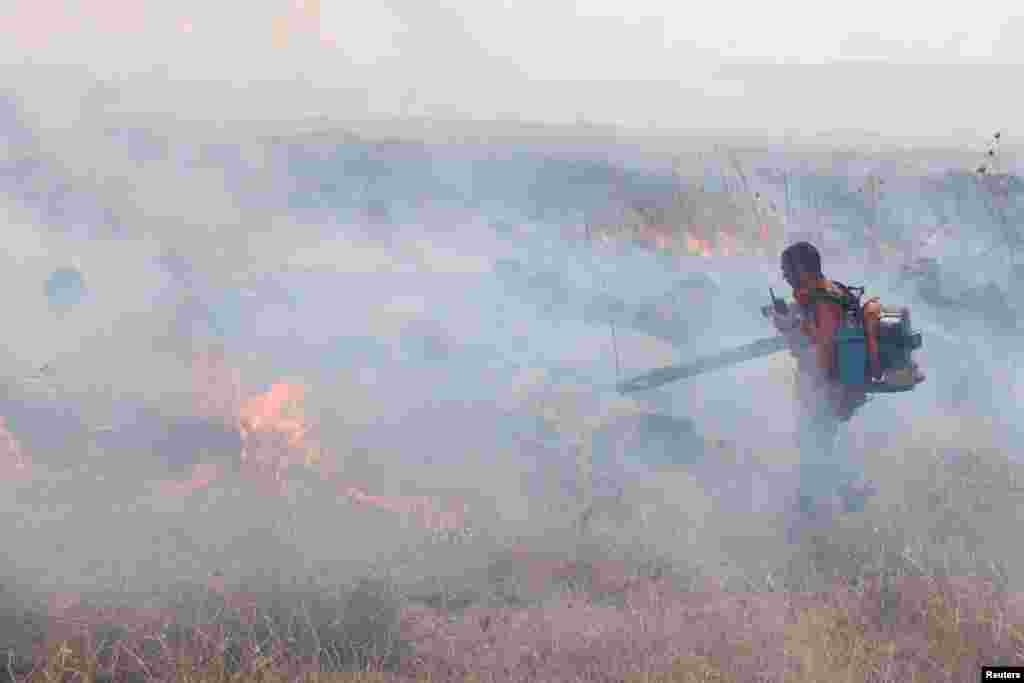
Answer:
[271,13,290,48]
[191,349,317,490]
[239,381,308,450]
[684,232,713,257]
[158,462,224,498]
[181,349,471,535]
[0,416,31,481]
[160,375,315,497]
[679,224,770,258]
[342,485,468,532]
[84,0,145,34]
[636,224,743,256]
[173,350,316,497]
[1,0,145,48]
[293,0,320,29]
[271,0,321,49]
[235,381,313,494]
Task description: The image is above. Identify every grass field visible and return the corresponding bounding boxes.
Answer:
[1,408,1022,683]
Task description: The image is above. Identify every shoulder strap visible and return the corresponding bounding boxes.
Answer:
[830,280,865,298]
[807,283,850,308]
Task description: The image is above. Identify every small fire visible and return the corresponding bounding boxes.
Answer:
[238,381,310,463]
[680,225,771,258]
[271,0,320,48]
[684,233,714,258]
[342,485,468,533]
[158,462,224,498]
[179,349,471,535]
[169,350,317,496]
[189,349,319,492]
[0,416,31,481]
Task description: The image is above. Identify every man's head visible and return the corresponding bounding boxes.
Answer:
[781,242,822,289]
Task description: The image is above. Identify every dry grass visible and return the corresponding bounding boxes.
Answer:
[6,545,1023,683]
[5,407,1024,683]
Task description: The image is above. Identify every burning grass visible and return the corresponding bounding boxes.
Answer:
[142,348,472,537]
[3,319,1023,682]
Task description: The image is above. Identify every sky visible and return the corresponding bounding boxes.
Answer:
[2,1,1024,139]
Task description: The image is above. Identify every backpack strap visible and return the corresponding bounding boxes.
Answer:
[831,280,865,304]
[804,280,871,328]
[807,286,848,308]
[807,280,861,309]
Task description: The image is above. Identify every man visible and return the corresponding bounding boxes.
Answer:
[771,242,878,539]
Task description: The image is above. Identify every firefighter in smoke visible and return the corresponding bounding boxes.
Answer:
[770,242,885,538]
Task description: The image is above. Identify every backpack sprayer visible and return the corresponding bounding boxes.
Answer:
[617,286,924,395]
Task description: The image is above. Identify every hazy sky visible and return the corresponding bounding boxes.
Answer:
[2,1,1023,139]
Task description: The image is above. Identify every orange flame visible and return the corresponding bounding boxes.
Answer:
[271,0,321,49]
[1,0,145,49]
[637,222,767,258]
[0,416,31,481]
[164,351,317,497]
[238,381,309,454]
[684,232,713,257]
[157,462,224,498]
[180,349,471,534]
[232,380,313,495]
[342,485,468,533]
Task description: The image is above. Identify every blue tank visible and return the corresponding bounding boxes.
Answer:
[835,322,868,385]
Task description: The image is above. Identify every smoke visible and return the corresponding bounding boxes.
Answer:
[1,67,1023,611]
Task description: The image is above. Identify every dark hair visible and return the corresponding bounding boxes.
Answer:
[781,242,822,281]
